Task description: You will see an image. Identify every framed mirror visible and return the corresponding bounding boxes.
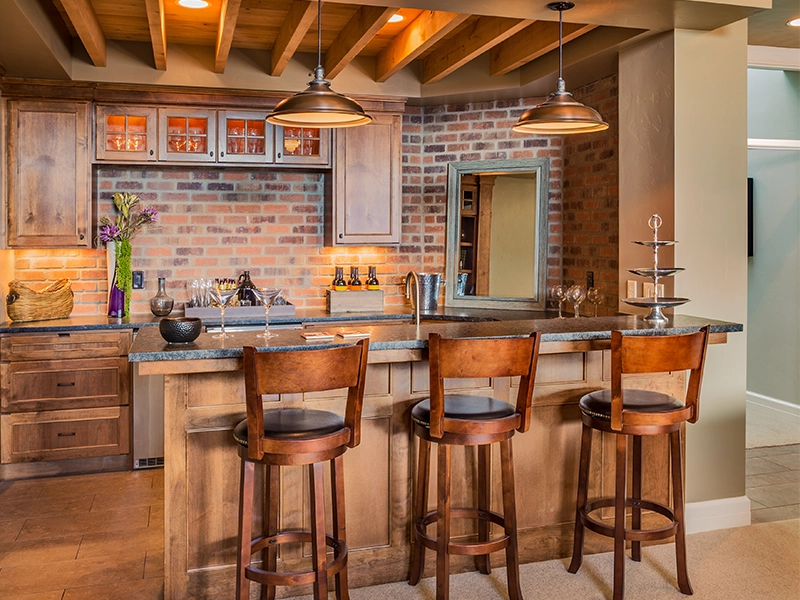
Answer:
[445,158,550,310]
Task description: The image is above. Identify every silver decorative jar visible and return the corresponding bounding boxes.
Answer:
[150,277,175,316]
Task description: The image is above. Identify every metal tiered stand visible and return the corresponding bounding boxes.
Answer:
[622,214,690,323]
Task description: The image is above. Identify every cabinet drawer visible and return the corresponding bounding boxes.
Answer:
[0,331,131,361]
[1,357,130,412]
[1,406,130,463]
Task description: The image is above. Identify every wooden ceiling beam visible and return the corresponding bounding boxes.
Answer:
[422,16,534,85]
[144,0,167,71]
[375,10,469,83]
[490,21,597,76]
[214,0,243,74]
[59,0,106,67]
[270,0,317,76]
[324,5,396,80]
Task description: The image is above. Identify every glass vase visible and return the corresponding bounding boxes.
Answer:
[108,267,125,318]
[150,277,174,316]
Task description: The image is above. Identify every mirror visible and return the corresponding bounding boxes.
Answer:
[445,158,550,310]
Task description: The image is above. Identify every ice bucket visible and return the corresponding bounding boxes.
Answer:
[412,272,444,312]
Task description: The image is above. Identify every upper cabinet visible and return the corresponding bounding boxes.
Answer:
[218,111,273,164]
[7,101,91,248]
[326,113,402,246]
[96,105,157,161]
[158,108,217,163]
[276,127,331,166]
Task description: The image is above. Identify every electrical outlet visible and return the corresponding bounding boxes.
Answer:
[626,280,638,299]
[132,271,144,289]
[586,271,594,289]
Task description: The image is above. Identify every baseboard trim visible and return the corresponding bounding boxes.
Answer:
[747,391,800,417]
[685,495,751,534]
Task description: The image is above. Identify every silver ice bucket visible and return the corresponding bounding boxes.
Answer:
[412,272,444,312]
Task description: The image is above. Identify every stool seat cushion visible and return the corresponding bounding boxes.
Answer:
[411,395,516,428]
[233,409,345,446]
[579,389,684,421]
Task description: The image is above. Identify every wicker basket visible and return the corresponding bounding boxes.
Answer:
[6,279,74,322]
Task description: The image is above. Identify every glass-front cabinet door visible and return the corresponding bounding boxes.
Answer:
[218,111,273,164]
[96,105,157,161]
[275,126,331,166]
[158,108,216,162]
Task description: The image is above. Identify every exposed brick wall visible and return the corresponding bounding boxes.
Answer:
[561,74,620,315]
[11,80,620,316]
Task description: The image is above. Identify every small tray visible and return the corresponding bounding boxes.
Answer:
[628,267,684,278]
[184,303,296,319]
[622,297,690,308]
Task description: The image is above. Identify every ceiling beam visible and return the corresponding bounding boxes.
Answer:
[490,21,597,76]
[214,0,242,74]
[59,0,106,67]
[324,5,396,79]
[422,16,534,85]
[144,0,167,71]
[270,0,317,76]
[375,10,469,83]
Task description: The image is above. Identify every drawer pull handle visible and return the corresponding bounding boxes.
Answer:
[57,432,76,437]
[57,382,76,387]
[58,333,70,337]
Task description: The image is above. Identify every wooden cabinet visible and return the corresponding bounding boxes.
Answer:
[0,330,132,472]
[6,100,91,247]
[158,108,217,162]
[96,105,158,161]
[326,113,402,245]
[275,126,331,166]
[218,110,273,164]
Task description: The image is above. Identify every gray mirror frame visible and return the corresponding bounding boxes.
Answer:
[445,158,551,310]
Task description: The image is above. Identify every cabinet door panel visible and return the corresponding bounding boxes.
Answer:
[96,105,158,161]
[7,101,90,247]
[158,108,217,162]
[327,113,401,245]
[218,111,273,164]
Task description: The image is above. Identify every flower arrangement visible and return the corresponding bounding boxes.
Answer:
[99,192,158,317]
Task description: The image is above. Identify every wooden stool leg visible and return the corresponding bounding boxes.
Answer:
[568,422,593,574]
[631,435,642,562]
[309,462,329,600]
[331,454,350,600]
[263,463,280,600]
[500,439,523,600]
[671,430,693,595]
[408,437,431,586]
[237,459,255,600]
[476,443,492,575]
[436,443,451,600]
[613,433,628,600]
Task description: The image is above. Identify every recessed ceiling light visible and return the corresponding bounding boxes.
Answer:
[177,0,209,8]
[388,14,404,23]
[788,17,800,27]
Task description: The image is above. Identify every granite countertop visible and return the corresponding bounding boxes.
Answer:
[128,314,742,362]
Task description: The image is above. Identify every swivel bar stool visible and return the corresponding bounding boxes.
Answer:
[234,339,369,600]
[568,326,710,600]
[408,332,541,600]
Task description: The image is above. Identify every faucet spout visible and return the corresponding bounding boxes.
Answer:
[405,271,421,328]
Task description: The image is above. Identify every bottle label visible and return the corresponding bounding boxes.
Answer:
[334,285,347,292]
[367,284,380,290]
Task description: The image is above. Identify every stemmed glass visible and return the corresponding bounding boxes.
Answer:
[208,282,238,339]
[567,285,587,318]
[251,287,282,339]
[587,287,603,317]
[551,285,568,319]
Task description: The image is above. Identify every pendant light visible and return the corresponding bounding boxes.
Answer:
[267,1,372,128]
[513,2,608,135]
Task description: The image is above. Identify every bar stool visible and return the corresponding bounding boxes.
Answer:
[233,339,369,600]
[567,326,710,600]
[408,332,541,600]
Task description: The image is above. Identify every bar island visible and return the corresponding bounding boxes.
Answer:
[129,314,741,600]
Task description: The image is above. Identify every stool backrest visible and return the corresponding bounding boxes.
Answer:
[428,332,541,437]
[242,339,370,458]
[610,326,710,430]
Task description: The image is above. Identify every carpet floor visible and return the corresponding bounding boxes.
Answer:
[746,401,800,449]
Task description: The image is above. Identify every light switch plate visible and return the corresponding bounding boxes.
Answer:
[626,280,638,298]
[643,283,665,298]
[132,271,144,289]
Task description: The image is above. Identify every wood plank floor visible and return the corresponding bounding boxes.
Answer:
[0,445,796,599]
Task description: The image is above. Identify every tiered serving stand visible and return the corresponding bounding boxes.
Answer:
[622,214,689,323]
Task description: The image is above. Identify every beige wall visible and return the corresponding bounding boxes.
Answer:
[620,21,749,504]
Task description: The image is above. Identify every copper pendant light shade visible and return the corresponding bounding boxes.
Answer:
[267,2,372,129]
[513,2,608,135]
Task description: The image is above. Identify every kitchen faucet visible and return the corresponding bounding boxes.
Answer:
[405,271,421,328]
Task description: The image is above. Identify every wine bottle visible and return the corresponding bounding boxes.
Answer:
[367,266,380,290]
[332,266,347,291]
[349,266,362,290]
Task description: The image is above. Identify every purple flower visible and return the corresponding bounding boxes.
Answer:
[141,206,158,223]
[99,224,121,242]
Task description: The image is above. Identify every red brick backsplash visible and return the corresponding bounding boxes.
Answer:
[12,77,619,316]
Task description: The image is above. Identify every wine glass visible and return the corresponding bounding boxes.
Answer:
[587,287,603,317]
[567,284,587,318]
[208,282,238,339]
[551,285,568,319]
[251,287,282,339]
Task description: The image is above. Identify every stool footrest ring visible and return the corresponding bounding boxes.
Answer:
[245,530,347,587]
[579,497,679,542]
[415,507,510,556]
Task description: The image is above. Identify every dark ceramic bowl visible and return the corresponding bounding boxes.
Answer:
[159,317,202,344]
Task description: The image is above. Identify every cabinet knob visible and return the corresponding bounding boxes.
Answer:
[150,149,154,156]
[220,151,224,157]
[79,233,85,240]
[339,233,343,239]
[277,152,282,158]
[210,151,214,157]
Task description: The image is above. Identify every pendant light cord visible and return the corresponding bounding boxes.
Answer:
[317,0,322,70]
[557,5,565,92]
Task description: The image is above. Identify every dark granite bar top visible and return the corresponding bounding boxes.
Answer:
[128,314,742,363]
